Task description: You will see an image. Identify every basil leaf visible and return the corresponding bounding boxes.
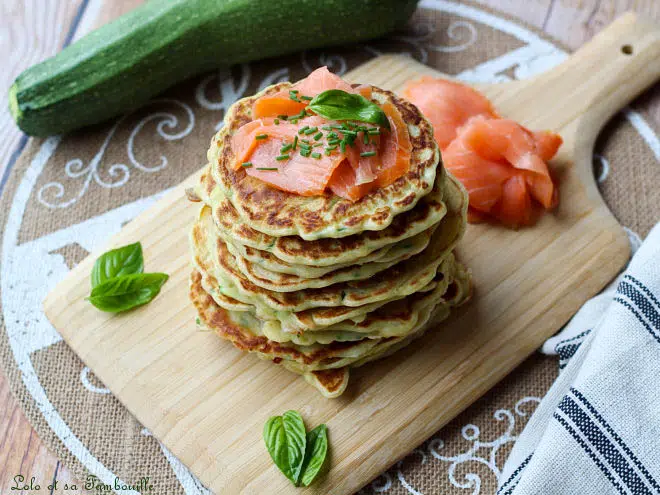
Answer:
[87,273,168,313]
[263,410,307,485]
[91,242,143,288]
[300,424,328,487]
[308,89,390,129]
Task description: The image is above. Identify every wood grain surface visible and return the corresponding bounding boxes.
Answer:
[1,0,659,492]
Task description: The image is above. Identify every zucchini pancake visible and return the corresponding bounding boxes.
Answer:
[188,67,471,398]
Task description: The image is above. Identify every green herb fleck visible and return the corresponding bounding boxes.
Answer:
[275,155,290,161]
[301,95,313,101]
[311,152,321,159]
[300,149,311,158]
[304,126,318,135]
[292,136,298,150]
[255,134,268,140]
[298,126,309,135]
[360,151,376,157]
[241,162,253,168]
[257,166,279,170]
[313,132,323,140]
[280,143,293,153]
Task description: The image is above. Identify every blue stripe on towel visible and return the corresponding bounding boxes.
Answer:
[497,454,532,495]
[554,389,658,494]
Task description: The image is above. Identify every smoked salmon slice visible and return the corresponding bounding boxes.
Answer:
[252,66,355,119]
[402,77,497,149]
[403,77,562,228]
[230,68,412,201]
[328,101,412,200]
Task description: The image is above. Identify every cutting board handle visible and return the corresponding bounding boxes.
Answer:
[519,12,660,137]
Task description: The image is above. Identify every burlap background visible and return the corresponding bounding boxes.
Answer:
[1,3,658,494]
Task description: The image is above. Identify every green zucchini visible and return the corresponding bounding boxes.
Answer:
[9,0,419,137]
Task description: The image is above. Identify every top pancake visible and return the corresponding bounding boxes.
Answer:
[192,165,447,268]
[208,81,441,240]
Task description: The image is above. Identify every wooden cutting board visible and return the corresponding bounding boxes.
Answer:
[44,13,660,495]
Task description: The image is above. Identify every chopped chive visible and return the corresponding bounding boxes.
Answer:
[301,95,313,101]
[363,132,370,145]
[313,142,322,147]
[255,134,268,140]
[304,126,318,135]
[300,139,311,145]
[327,132,339,139]
[313,132,323,140]
[322,126,332,131]
[289,91,300,101]
[311,152,321,159]
[280,143,293,153]
[300,149,311,157]
[277,115,288,121]
[292,135,298,150]
[340,141,346,153]
[257,167,279,171]
[325,144,338,151]
[341,129,357,136]
[290,119,299,124]
[274,118,280,125]
[368,128,380,135]
[290,89,299,94]
[327,139,341,146]
[325,149,332,156]
[276,155,290,161]
[330,124,344,130]
[298,126,309,135]
[241,162,253,168]
[360,151,377,157]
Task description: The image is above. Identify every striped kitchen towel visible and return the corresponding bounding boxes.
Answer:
[498,222,660,495]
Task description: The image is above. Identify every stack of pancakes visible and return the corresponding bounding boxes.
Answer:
[188,82,471,398]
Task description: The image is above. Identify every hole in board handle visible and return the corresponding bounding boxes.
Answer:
[621,44,633,55]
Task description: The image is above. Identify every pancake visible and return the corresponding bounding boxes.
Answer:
[200,254,458,345]
[228,224,438,293]
[223,226,433,279]
[208,82,440,240]
[195,253,438,334]
[190,260,471,396]
[191,173,466,312]
[193,165,447,267]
